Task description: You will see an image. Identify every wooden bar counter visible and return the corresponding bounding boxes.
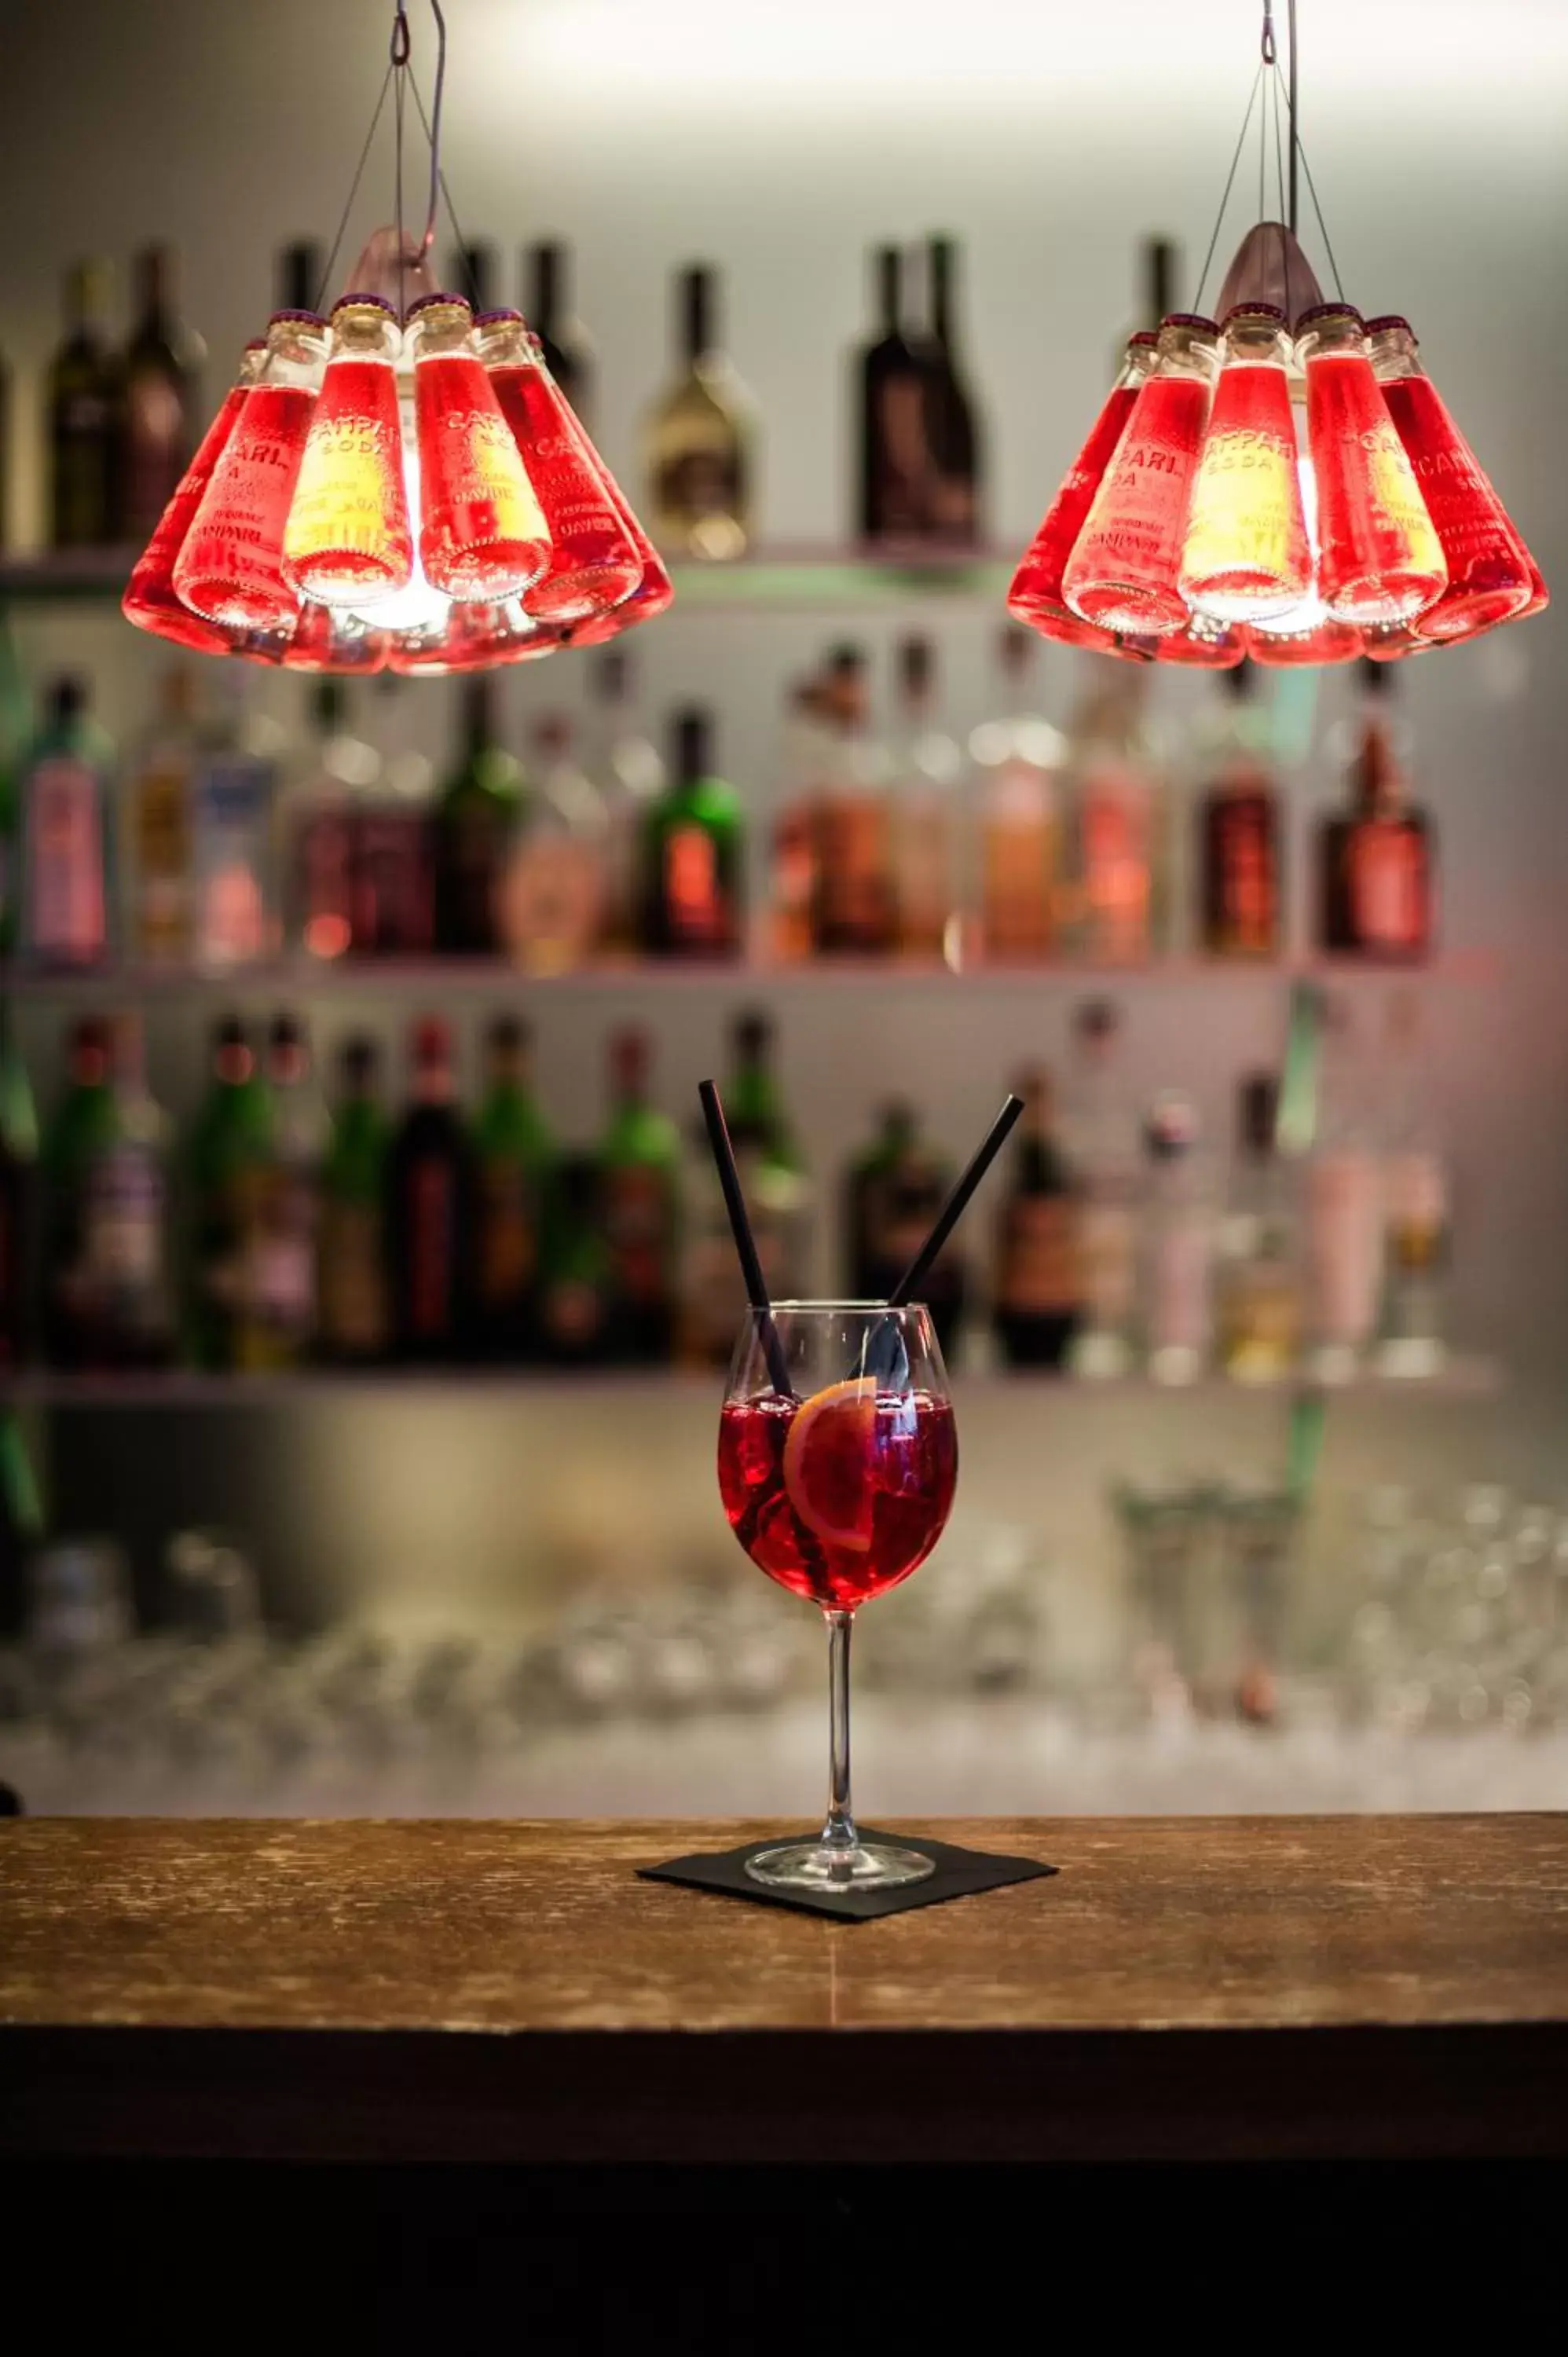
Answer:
[3,1814,1567,2166]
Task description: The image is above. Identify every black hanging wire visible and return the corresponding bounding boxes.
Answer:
[313,60,395,313]
[1192,56,1266,313]
[407,68,477,297]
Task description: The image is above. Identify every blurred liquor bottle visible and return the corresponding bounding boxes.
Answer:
[63,1010,174,1372]
[1196,661,1281,961]
[42,1017,112,1365]
[539,1153,610,1367]
[49,260,123,548]
[500,713,606,973]
[589,649,664,959]
[855,244,931,546]
[1216,1072,1302,1383]
[1376,992,1449,1376]
[187,1014,273,1371]
[126,664,198,966]
[0,619,24,958]
[434,676,522,957]
[277,241,323,315]
[387,1017,474,1364]
[599,1025,681,1364]
[921,235,984,544]
[682,1011,809,1369]
[120,242,205,541]
[993,1064,1080,1369]
[1305,995,1384,1379]
[644,263,753,560]
[0,1006,39,1373]
[20,675,114,971]
[354,676,433,959]
[190,675,279,970]
[969,625,1065,964]
[810,645,894,956]
[471,1014,555,1362]
[526,240,594,426]
[1064,999,1140,1380]
[1317,662,1434,962]
[640,706,743,958]
[1064,669,1161,966]
[1141,1093,1213,1385]
[288,678,373,963]
[768,677,825,966]
[318,1033,390,1366]
[233,1014,328,1373]
[888,635,961,960]
[844,1100,966,1361]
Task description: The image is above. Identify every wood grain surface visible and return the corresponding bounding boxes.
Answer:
[3,1814,1566,2163]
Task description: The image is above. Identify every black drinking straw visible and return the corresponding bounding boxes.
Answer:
[698,1079,794,1397]
[886,1093,1024,1309]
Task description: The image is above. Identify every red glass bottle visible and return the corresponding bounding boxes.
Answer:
[174,310,325,631]
[1366,313,1541,643]
[1007,331,1156,652]
[477,309,643,625]
[123,341,266,654]
[407,293,551,601]
[1180,304,1310,623]
[283,294,412,606]
[1063,313,1219,637]
[1298,304,1446,626]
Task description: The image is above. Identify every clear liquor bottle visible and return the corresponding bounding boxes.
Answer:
[20,676,114,971]
[967,626,1066,963]
[588,650,665,959]
[500,713,608,975]
[644,265,754,561]
[888,636,961,962]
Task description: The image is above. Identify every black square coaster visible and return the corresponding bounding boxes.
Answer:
[638,1827,1057,1921]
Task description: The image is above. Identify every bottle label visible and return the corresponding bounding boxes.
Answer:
[501,837,603,968]
[1000,1197,1079,1313]
[478,1164,540,1307]
[814,796,892,951]
[243,1159,318,1345]
[662,823,727,948]
[603,1165,672,1304]
[29,759,105,960]
[1209,797,1277,951]
[1350,823,1423,950]
[320,1200,387,1356]
[195,758,273,964]
[408,1158,454,1337]
[83,1145,167,1339]
[1079,771,1152,960]
[867,368,929,535]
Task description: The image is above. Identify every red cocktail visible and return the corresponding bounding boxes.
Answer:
[718,1302,956,1891]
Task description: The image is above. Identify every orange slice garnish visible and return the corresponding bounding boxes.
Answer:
[782,1378,878,1552]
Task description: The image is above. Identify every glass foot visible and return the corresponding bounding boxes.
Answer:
[745,1839,936,1893]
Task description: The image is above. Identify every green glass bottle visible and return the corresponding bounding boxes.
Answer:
[186,1014,273,1370]
[0,1004,40,1370]
[725,1009,809,1297]
[471,1013,555,1360]
[599,1025,681,1362]
[640,706,743,957]
[318,1034,391,1366]
[434,676,522,956]
[42,1014,113,1365]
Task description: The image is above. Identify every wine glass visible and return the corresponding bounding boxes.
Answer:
[717,1302,958,1890]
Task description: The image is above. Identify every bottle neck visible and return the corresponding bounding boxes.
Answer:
[681,273,713,368]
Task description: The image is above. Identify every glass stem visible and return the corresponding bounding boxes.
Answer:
[821,1608,857,1862]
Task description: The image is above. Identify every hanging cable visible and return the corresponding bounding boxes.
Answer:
[408,66,474,291]
[1194,57,1266,313]
[313,61,395,313]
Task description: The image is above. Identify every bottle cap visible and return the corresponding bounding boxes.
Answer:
[1363,313,1414,337]
[672,706,711,778]
[1295,300,1365,332]
[1239,1072,1278,1154]
[269,1013,305,1053]
[474,306,525,327]
[1160,311,1220,336]
[405,290,473,321]
[267,307,327,331]
[1220,300,1288,328]
[486,1012,529,1057]
[898,636,934,696]
[341,1033,379,1083]
[49,675,86,724]
[1127,328,1160,348]
[734,1010,772,1060]
[331,291,398,321]
[610,1026,650,1090]
[1145,1093,1200,1159]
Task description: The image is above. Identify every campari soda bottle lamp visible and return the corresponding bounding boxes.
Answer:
[1008,0,1545,669]
[124,0,669,675]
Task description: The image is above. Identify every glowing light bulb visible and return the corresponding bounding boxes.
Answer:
[389,602,562,677]
[174,310,326,630]
[1062,313,1219,637]
[1179,304,1310,623]
[1365,314,1541,643]
[123,341,267,654]
[477,310,644,624]
[1007,332,1156,652]
[283,294,412,605]
[408,292,551,600]
[1298,303,1445,626]
[1141,616,1247,668]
